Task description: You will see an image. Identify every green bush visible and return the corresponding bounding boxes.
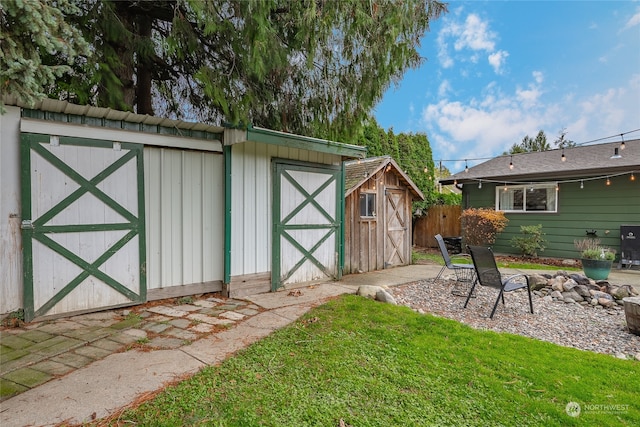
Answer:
[510,224,547,257]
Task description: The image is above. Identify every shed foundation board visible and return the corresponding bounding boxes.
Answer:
[228,273,271,298]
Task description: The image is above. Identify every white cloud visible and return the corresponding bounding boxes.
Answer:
[420,73,640,170]
[488,50,509,74]
[532,71,544,84]
[438,80,452,98]
[436,12,508,75]
[454,14,496,52]
[622,9,640,31]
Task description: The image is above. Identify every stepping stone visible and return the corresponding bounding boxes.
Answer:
[146,306,189,318]
[219,311,246,321]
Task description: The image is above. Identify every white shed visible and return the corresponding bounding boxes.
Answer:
[0,100,364,321]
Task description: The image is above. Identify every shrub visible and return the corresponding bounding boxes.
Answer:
[460,208,508,247]
[510,224,547,257]
[574,238,616,260]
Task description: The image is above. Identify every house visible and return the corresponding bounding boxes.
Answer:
[438,139,640,259]
[343,156,424,273]
[0,99,365,321]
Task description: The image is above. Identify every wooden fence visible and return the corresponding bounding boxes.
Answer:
[414,205,461,248]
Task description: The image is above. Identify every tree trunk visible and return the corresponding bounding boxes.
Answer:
[136,15,154,115]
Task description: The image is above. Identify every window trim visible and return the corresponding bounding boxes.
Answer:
[495,183,558,213]
[359,191,377,218]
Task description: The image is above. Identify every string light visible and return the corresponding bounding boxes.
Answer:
[478,180,482,189]
[580,180,584,189]
[621,134,626,150]
[509,155,514,170]
[464,160,469,173]
[503,183,508,192]
[561,148,566,162]
[423,166,428,173]
[606,176,611,186]
[631,173,636,182]
[555,183,559,192]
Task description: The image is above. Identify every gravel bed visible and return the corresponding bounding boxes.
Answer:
[390,278,640,359]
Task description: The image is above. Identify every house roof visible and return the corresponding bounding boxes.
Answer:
[344,156,425,200]
[439,139,640,185]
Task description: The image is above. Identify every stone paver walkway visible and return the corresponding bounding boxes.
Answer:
[0,295,258,401]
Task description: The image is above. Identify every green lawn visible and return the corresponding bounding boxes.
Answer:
[107,296,638,426]
[412,250,580,271]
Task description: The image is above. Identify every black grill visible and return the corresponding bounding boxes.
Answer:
[620,225,640,268]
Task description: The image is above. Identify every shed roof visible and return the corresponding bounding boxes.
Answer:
[439,139,640,185]
[344,156,425,200]
[3,96,226,135]
[3,97,367,158]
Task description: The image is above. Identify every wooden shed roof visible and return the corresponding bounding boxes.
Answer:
[344,156,425,200]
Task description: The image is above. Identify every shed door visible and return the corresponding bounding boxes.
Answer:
[21,134,145,321]
[272,161,341,290]
[384,188,409,268]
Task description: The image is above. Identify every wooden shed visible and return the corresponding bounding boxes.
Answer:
[0,99,365,321]
[343,156,424,274]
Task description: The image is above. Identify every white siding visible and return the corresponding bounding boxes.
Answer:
[0,106,23,314]
[144,147,224,290]
[229,141,341,277]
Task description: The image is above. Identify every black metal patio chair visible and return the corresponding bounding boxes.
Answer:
[435,234,475,283]
[465,245,534,319]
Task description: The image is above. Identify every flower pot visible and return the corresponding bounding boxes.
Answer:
[581,258,613,280]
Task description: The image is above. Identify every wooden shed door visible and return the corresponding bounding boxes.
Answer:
[21,134,145,321]
[272,161,341,290]
[384,189,409,268]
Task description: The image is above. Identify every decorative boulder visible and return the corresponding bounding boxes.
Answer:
[562,279,578,292]
[573,285,591,299]
[357,285,385,300]
[376,290,397,305]
[528,274,548,291]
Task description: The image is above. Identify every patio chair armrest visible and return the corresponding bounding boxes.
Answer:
[503,274,530,288]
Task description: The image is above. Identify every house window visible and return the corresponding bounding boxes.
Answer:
[359,192,376,217]
[496,184,557,213]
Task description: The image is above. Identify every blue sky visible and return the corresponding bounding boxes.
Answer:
[373,1,640,173]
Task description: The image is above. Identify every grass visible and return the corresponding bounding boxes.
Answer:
[106,296,639,426]
[412,249,580,271]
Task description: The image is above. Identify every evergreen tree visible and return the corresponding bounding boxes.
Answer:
[21,0,446,141]
[0,0,90,110]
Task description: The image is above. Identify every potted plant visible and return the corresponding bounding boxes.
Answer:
[574,238,616,280]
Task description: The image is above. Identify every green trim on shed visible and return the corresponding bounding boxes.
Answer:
[247,127,366,159]
[224,144,232,285]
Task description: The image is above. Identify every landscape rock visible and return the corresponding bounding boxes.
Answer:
[562,290,583,303]
[562,279,578,292]
[570,274,591,286]
[550,290,563,299]
[376,290,397,305]
[612,285,634,300]
[528,274,548,291]
[598,298,615,308]
[573,285,591,298]
[357,285,385,299]
[550,278,565,292]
